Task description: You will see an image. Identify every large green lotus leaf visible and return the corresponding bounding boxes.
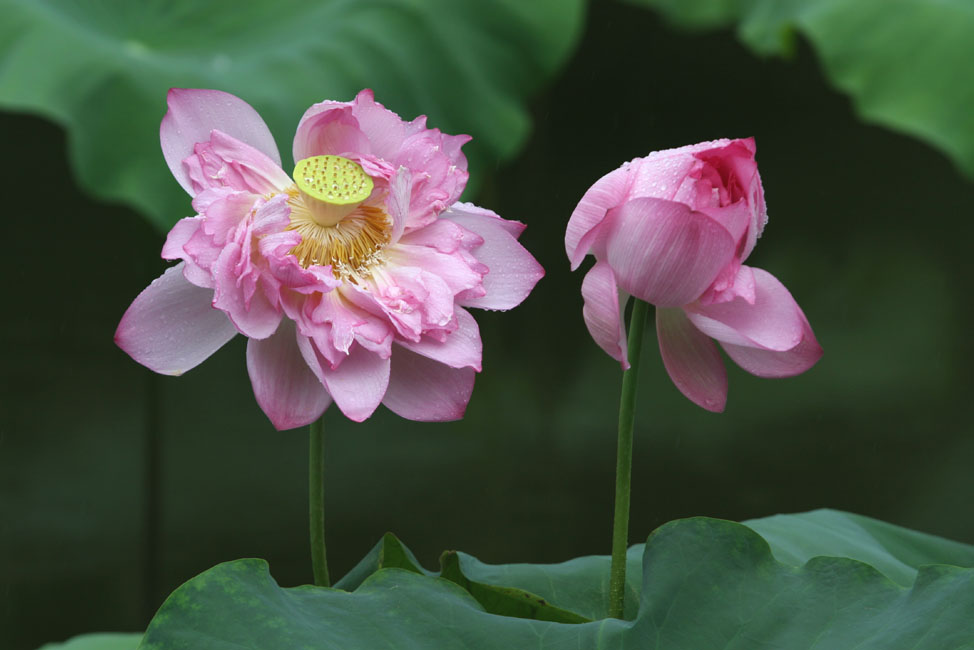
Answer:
[623,0,974,179]
[37,634,143,650]
[451,544,643,620]
[0,0,583,231]
[335,531,640,620]
[334,532,590,623]
[744,509,974,587]
[338,510,972,621]
[138,517,974,649]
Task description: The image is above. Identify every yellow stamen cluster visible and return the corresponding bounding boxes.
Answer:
[286,187,391,282]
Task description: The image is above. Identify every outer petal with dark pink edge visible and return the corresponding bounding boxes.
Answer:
[246,319,331,430]
[443,203,544,311]
[581,260,629,370]
[115,263,238,376]
[656,308,727,413]
[565,165,631,269]
[685,267,805,351]
[604,197,737,307]
[382,347,475,421]
[161,89,282,196]
[722,310,822,378]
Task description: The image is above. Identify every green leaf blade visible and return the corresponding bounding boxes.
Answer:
[624,0,974,178]
[138,514,974,648]
[0,0,584,230]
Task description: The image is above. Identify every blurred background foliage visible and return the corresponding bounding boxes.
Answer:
[1,1,972,648]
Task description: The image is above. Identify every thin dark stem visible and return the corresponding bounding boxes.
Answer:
[608,298,649,619]
[309,416,330,587]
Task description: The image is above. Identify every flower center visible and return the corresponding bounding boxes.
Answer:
[293,155,374,227]
[285,156,390,281]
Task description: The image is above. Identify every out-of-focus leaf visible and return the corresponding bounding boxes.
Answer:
[623,0,974,178]
[138,517,974,649]
[37,633,143,650]
[745,509,974,587]
[0,0,584,231]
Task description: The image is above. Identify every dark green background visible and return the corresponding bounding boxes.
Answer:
[3,3,972,649]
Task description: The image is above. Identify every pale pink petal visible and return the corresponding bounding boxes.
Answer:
[246,319,331,430]
[199,130,291,194]
[603,197,736,307]
[656,308,727,413]
[396,128,470,221]
[161,216,214,289]
[442,204,544,311]
[581,260,629,369]
[318,344,390,422]
[721,309,823,378]
[447,202,524,237]
[387,167,411,244]
[398,217,482,254]
[161,216,203,260]
[382,347,475,421]
[698,265,756,307]
[304,289,393,362]
[211,242,282,340]
[161,89,281,196]
[565,165,631,269]
[115,263,236,376]
[348,89,407,161]
[627,153,698,201]
[194,190,257,245]
[385,243,483,296]
[397,307,482,370]
[685,267,804,351]
[293,102,370,163]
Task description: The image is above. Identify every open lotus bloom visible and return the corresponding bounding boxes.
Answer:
[566,138,821,412]
[116,89,544,429]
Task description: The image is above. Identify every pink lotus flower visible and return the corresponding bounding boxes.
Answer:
[116,89,543,429]
[566,138,821,412]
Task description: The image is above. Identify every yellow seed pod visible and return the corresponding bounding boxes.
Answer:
[293,155,374,226]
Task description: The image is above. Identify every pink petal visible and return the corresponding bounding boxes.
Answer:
[721,309,823,378]
[292,101,370,163]
[382,347,476,422]
[211,242,283,340]
[656,308,727,413]
[115,263,236,376]
[603,197,737,307]
[347,89,407,161]
[386,243,483,296]
[387,167,412,244]
[246,319,331,430]
[398,217,482,254]
[190,130,291,194]
[442,204,544,311]
[566,165,631,270]
[448,202,524,237]
[318,344,390,422]
[628,152,698,202]
[397,307,482,370]
[581,260,629,369]
[160,89,281,196]
[161,216,203,260]
[161,217,214,289]
[685,267,804,351]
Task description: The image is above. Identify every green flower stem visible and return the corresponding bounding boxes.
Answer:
[309,416,330,587]
[608,298,649,619]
